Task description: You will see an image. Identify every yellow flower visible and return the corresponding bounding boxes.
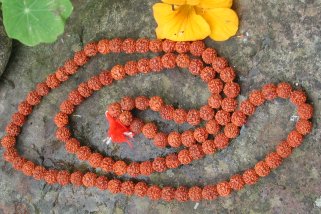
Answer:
[153,0,239,41]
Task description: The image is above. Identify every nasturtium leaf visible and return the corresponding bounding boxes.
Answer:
[2,0,73,46]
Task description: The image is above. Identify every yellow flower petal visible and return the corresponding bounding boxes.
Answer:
[200,8,238,41]
[153,4,211,41]
[198,0,233,9]
[162,0,201,6]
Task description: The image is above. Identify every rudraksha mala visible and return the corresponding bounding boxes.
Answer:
[1,38,314,202]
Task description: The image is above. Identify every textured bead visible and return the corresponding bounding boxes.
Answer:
[64,59,78,75]
[55,127,71,141]
[84,42,98,57]
[111,65,126,80]
[165,154,180,169]
[175,41,190,53]
[214,133,229,149]
[149,96,164,111]
[212,57,228,73]
[136,38,150,53]
[57,170,70,186]
[162,40,176,53]
[221,98,237,112]
[70,171,83,186]
[189,186,202,201]
[95,176,109,190]
[68,90,84,105]
[188,59,204,75]
[124,61,139,76]
[202,140,216,154]
[108,38,122,53]
[276,141,292,158]
[120,96,135,111]
[55,67,69,82]
[27,91,41,105]
[108,102,122,118]
[22,161,35,176]
[78,82,93,98]
[249,90,265,106]
[153,133,168,148]
[175,186,189,202]
[176,54,190,68]
[142,123,158,139]
[134,182,148,197]
[173,109,187,124]
[99,71,113,85]
[135,96,149,110]
[217,181,232,197]
[137,58,151,73]
[200,66,216,82]
[118,111,133,126]
[149,39,162,53]
[199,105,215,121]
[189,144,205,160]
[290,90,307,106]
[121,181,135,195]
[208,94,222,109]
[186,109,201,126]
[54,112,69,128]
[220,67,236,82]
[88,153,103,168]
[140,161,153,176]
[5,123,21,137]
[100,157,115,172]
[297,103,313,119]
[73,51,88,66]
[231,111,247,127]
[224,123,240,139]
[181,130,196,147]
[202,185,218,200]
[60,100,75,115]
[76,146,92,161]
[265,152,282,169]
[168,132,182,148]
[122,38,136,54]
[193,127,208,142]
[88,76,103,91]
[240,100,256,115]
[147,185,162,201]
[242,169,259,185]
[65,138,80,154]
[224,82,240,98]
[97,39,110,54]
[159,105,175,120]
[129,118,144,134]
[178,149,193,165]
[44,170,58,184]
[113,160,127,176]
[108,179,122,193]
[162,187,175,202]
[152,157,167,172]
[254,161,271,177]
[190,41,205,56]
[262,83,277,100]
[127,162,141,177]
[229,174,245,190]
[149,56,163,72]
[202,48,217,64]
[208,79,224,94]
[287,130,303,147]
[215,110,231,125]
[1,136,15,148]
[296,119,312,135]
[36,82,50,96]
[276,82,292,98]
[161,53,176,69]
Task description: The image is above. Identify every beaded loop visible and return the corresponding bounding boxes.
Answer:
[0,38,313,202]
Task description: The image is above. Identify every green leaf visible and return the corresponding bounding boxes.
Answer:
[2,0,73,46]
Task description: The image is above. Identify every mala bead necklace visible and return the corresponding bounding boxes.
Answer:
[1,39,314,202]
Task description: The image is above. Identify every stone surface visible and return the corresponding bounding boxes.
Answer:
[0,16,12,77]
[0,0,321,213]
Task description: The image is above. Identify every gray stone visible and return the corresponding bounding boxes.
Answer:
[0,17,12,77]
[0,0,321,213]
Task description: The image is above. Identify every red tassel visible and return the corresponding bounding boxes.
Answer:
[105,112,134,148]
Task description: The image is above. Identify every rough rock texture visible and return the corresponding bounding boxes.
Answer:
[0,0,321,213]
[0,16,12,77]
